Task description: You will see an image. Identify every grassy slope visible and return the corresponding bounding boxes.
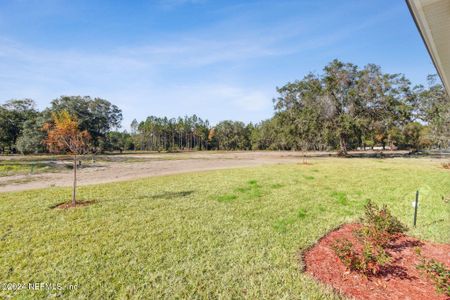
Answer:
[0,158,449,299]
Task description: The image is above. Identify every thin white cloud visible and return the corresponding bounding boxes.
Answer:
[0,3,401,128]
[0,36,275,126]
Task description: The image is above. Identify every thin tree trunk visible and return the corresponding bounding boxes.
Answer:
[339,133,347,155]
[72,154,77,206]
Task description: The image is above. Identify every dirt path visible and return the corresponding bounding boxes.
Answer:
[0,150,414,193]
[0,151,304,193]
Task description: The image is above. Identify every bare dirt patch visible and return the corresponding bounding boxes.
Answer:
[0,150,420,193]
[50,200,96,209]
[0,151,305,192]
[304,223,450,300]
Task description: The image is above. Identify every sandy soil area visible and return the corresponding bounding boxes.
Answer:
[0,150,411,193]
[0,151,300,192]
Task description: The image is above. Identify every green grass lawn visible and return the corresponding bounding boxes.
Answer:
[0,162,55,177]
[0,158,449,299]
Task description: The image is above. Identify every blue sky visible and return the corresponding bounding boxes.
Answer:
[0,0,437,128]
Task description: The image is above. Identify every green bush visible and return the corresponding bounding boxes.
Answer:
[359,200,408,246]
[331,238,390,275]
[331,239,359,271]
[332,201,407,275]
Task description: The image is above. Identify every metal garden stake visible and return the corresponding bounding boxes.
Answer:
[413,190,419,227]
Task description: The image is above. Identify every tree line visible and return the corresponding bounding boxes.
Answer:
[0,96,122,154]
[1,59,448,155]
[261,60,449,154]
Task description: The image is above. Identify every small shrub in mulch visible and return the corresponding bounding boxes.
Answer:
[303,201,450,300]
[329,201,408,276]
[416,247,450,296]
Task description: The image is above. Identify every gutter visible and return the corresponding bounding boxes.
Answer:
[405,0,449,94]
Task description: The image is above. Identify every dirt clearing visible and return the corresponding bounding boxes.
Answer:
[0,151,302,192]
[0,150,422,193]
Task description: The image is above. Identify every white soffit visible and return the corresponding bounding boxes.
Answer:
[407,0,450,93]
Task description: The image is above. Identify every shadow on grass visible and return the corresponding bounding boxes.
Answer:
[149,190,195,200]
[270,183,284,189]
[50,200,97,209]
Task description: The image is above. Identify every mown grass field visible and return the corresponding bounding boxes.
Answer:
[0,162,55,177]
[0,158,449,299]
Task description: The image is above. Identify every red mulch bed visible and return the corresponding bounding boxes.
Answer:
[304,223,450,300]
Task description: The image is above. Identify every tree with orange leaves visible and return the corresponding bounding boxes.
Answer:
[43,111,91,206]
